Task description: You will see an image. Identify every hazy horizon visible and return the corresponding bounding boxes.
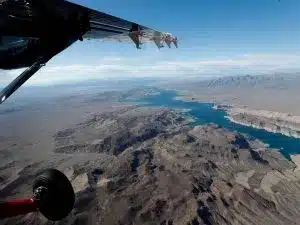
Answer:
[1,0,300,86]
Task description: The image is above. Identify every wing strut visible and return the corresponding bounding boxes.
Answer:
[0,60,45,104]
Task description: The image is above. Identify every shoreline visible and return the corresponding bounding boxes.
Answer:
[209,100,300,139]
[160,90,300,169]
[173,91,300,139]
[141,90,300,162]
[224,115,300,139]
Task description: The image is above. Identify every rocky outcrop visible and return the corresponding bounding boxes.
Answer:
[53,106,189,155]
[1,107,300,225]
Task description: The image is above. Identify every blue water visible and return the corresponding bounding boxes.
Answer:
[138,90,300,160]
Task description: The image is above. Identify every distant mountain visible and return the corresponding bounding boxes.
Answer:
[165,73,300,114]
[195,74,300,89]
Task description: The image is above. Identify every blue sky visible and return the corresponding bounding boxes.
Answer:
[2,0,300,85]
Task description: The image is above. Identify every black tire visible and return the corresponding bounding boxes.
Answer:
[33,168,75,221]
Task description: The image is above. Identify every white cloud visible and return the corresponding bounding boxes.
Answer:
[1,53,300,86]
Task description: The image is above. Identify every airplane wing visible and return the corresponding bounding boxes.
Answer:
[0,0,178,104]
[60,1,177,49]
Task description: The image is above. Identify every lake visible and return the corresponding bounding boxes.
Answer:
[138,90,300,160]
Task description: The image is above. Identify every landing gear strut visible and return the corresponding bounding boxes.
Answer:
[0,169,75,221]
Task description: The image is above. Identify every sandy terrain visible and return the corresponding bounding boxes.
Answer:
[291,155,300,171]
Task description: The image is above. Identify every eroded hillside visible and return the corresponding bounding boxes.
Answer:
[1,107,300,225]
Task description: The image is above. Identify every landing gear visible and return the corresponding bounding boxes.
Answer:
[0,168,75,221]
[33,169,75,221]
[0,59,44,104]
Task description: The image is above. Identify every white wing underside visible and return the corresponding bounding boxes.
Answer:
[87,29,164,43]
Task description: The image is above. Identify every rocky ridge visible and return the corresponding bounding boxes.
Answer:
[1,106,300,225]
